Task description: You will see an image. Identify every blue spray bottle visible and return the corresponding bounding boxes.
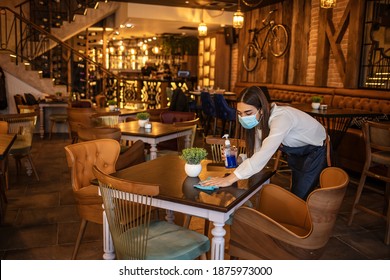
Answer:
[222,134,237,168]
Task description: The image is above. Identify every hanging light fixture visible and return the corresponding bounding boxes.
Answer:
[320,0,336,8]
[233,0,244,29]
[198,9,207,37]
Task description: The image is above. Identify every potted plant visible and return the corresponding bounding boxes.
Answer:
[107,100,117,111]
[136,112,150,127]
[180,147,208,177]
[311,96,322,109]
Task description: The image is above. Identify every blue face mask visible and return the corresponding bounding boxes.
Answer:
[238,111,261,129]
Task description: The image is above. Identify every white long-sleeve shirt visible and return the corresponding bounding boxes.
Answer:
[234,103,326,179]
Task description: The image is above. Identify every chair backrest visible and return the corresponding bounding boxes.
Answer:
[0,112,38,149]
[14,94,26,113]
[200,91,216,117]
[145,107,170,122]
[64,139,120,192]
[95,94,107,108]
[205,136,246,163]
[0,121,8,134]
[160,111,196,124]
[90,111,120,127]
[77,127,122,142]
[160,111,198,151]
[169,88,189,112]
[306,167,349,247]
[173,118,200,151]
[67,107,96,139]
[18,104,39,114]
[24,93,38,105]
[213,94,236,121]
[92,165,159,259]
[363,121,390,159]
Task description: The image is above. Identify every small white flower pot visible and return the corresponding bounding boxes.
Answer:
[184,163,202,177]
[108,105,115,111]
[311,102,320,109]
[138,119,149,127]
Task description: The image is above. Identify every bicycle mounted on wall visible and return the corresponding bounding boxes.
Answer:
[242,9,290,72]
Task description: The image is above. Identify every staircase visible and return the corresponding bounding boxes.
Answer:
[0,1,122,108]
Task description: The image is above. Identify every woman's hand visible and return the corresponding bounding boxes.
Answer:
[200,173,238,188]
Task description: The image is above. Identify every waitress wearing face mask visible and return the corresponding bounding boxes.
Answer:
[201,86,328,200]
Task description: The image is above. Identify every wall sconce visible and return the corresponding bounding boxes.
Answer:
[320,0,336,8]
[198,9,207,37]
[233,0,244,29]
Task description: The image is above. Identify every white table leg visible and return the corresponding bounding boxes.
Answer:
[210,222,226,260]
[165,210,175,224]
[39,106,45,139]
[103,210,115,260]
[150,143,158,160]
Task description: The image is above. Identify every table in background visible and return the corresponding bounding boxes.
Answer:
[292,104,383,150]
[0,134,16,224]
[38,101,68,139]
[118,121,193,160]
[101,155,274,260]
[291,103,383,166]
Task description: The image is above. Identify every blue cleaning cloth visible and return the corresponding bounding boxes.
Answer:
[193,184,219,191]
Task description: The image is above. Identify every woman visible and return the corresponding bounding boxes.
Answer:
[201,86,328,199]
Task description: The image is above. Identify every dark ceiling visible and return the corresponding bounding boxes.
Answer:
[112,0,283,12]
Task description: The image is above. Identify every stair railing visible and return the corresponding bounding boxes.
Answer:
[0,5,122,102]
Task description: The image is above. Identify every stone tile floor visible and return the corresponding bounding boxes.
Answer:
[0,133,389,260]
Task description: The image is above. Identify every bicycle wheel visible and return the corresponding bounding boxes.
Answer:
[242,0,264,7]
[242,42,259,72]
[269,24,289,57]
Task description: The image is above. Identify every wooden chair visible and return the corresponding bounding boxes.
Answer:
[0,121,8,134]
[348,121,390,245]
[228,167,349,259]
[92,164,210,260]
[158,111,198,154]
[205,136,246,164]
[0,112,39,181]
[77,127,145,171]
[66,107,95,143]
[64,139,120,259]
[90,111,120,127]
[13,94,26,113]
[95,94,107,108]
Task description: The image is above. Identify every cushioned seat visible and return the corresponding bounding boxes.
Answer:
[117,220,210,260]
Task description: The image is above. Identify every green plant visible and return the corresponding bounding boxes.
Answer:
[107,100,116,106]
[136,112,150,120]
[55,91,62,97]
[311,96,322,103]
[180,147,208,165]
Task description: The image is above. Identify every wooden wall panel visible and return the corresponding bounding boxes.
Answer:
[235,0,361,88]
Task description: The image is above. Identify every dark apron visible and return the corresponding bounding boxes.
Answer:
[280,143,327,200]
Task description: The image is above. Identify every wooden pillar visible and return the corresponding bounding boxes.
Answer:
[315,7,332,86]
[344,0,365,88]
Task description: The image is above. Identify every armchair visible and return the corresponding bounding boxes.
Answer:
[0,112,39,181]
[64,139,120,259]
[77,127,145,171]
[229,167,349,259]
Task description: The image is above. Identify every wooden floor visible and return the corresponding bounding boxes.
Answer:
[0,133,389,260]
